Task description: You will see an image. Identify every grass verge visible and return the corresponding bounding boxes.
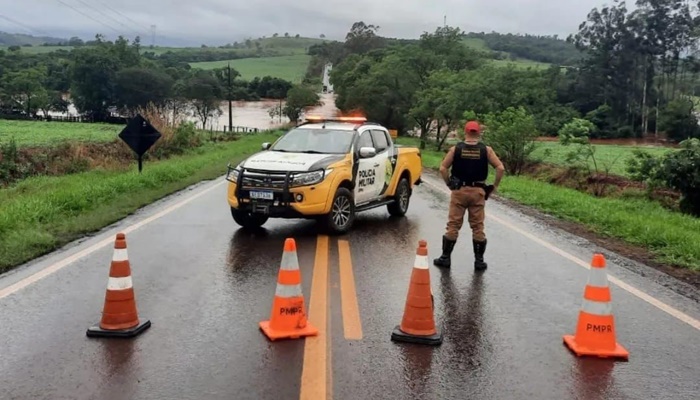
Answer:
[0,132,279,272]
[398,137,700,272]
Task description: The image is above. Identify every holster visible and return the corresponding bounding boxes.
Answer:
[447,177,461,191]
[484,185,495,200]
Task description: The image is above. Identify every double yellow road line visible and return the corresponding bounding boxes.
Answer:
[300,235,362,400]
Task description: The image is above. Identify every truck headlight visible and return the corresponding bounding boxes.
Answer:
[226,163,241,182]
[291,169,332,187]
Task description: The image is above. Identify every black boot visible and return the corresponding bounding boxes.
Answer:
[473,239,488,271]
[433,236,456,268]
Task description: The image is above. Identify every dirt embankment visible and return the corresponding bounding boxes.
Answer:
[535,136,679,148]
[522,162,681,210]
[0,140,135,187]
[514,162,699,289]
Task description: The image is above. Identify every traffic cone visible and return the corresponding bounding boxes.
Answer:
[391,240,442,346]
[563,254,629,360]
[259,238,318,341]
[87,233,151,338]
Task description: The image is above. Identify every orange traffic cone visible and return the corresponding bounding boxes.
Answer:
[259,238,318,341]
[87,233,151,338]
[391,240,442,346]
[563,253,629,360]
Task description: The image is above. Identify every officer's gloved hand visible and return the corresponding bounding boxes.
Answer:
[484,185,495,200]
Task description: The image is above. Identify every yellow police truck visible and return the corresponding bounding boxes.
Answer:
[225,116,423,234]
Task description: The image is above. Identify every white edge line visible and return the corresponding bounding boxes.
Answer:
[421,179,700,331]
[0,179,227,300]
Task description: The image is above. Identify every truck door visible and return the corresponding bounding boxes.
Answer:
[368,129,391,199]
[355,130,381,204]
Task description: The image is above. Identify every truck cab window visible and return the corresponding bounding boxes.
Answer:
[371,130,389,153]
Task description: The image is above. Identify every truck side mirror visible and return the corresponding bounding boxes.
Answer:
[261,142,271,150]
[359,147,377,158]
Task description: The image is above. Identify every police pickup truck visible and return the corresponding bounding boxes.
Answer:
[225,116,423,234]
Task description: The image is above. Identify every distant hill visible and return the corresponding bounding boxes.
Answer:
[0,28,580,69]
[0,31,65,46]
[463,32,583,66]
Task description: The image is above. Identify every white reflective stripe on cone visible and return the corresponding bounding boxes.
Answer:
[107,276,133,290]
[280,251,300,271]
[276,283,302,298]
[415,254,429,270]
[112,249,129,262]
[581,299,612,316]
[587,267,609,288]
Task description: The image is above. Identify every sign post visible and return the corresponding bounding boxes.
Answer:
[118,114,162,173]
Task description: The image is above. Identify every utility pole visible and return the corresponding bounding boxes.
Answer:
[227,63,233,132]
[444,15,447,27]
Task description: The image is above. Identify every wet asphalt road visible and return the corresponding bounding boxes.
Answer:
[1,172,699,400]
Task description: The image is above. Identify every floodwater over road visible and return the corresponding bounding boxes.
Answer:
[1,171,698,400]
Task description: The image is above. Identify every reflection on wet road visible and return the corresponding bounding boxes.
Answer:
[0,174,698,400]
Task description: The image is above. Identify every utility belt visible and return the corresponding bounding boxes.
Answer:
[448,177,486,190]
[460,181,486,188]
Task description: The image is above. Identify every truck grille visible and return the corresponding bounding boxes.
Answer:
[241,170,288,189]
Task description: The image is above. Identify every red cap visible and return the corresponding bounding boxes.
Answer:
[464,121,481,134]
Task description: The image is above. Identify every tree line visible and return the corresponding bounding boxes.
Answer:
[0,34,318,127]
[315,2,700,146]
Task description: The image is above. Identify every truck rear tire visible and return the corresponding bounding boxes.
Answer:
[231,207,268,230]
[387,177,411,217]
[322,187,355,234]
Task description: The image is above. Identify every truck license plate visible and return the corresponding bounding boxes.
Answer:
[250,191,274,200]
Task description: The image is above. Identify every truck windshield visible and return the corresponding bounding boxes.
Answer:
[270,128,354,154]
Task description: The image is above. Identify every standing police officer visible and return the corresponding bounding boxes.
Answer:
[433,120,505,271]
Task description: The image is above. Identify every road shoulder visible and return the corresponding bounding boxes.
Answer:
[419,167,700,294]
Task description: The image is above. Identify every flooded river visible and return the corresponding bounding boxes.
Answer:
[46,93,340,132]
[199,93,340,131]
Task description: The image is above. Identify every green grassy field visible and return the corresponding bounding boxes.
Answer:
[395,136,676,178]
[0,45,75,54]
[396,136,699,271]
[0,121,122,147]
[1,37,327,56]
[461,37,552,69]
[531,141,675,177]
[462,38,489,51]
[0,132,280,272]
[190,54,311,82]
[490,58,551,69]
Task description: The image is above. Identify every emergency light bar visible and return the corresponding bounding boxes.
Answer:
[304,115,367,123]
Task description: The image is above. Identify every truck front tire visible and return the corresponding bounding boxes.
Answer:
[323,187,355,234]
[231,207,269,230]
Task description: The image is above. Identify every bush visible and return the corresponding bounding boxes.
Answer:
[558,117,623,196]
[627,138,700,216]
[481,106,539,175]
[658,99,700,142]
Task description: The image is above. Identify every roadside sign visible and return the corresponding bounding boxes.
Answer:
[118,114,162,173]
[389,129,398,139]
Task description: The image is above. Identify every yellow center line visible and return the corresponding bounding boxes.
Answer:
[338,240,363,340]
[300,235,329,400]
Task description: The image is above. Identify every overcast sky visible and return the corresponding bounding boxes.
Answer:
[1,0,616,46]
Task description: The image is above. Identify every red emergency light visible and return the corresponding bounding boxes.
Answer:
[304,115,367,123]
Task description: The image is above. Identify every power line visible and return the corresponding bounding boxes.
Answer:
[93,0,151,33]
[53,0,123,35]
[0,14,51,36]
[72,0,144,37]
